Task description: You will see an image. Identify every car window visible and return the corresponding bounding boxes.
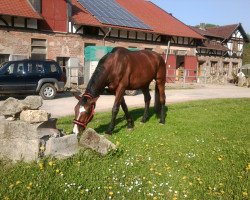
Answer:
[17,63,25,74]
[35,63,45,74]
[49,63,58,73]
[6,63,15,74]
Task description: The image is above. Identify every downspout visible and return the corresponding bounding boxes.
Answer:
[165,40,171,63]
[103,27,112,46]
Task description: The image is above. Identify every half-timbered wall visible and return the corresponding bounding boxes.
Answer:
[0,15,38,29]
[226,30,244,57]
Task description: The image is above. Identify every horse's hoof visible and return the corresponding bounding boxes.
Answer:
[105,130,113,135]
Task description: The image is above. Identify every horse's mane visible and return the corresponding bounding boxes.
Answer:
[85,53,111,97]
[85,47,130,97]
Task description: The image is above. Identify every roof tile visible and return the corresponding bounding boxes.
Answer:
[72,0,204,39]
[0,0,42,19]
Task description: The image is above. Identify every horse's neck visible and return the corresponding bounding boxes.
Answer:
[86,66,107,98]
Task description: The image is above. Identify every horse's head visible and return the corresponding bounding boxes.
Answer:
[72,92,98,135]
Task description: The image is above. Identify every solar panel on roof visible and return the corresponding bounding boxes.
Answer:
[78,0,152,30]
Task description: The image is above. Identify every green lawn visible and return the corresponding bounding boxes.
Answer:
[0,99,249,200]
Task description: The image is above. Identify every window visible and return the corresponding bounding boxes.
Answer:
[49,64,57,73]
[210,61,218,75]
[232,62,238,74]
[31,38,47,60]
[17,63,25,74]
[27,62,34,73]
[35,63,45,74]
[223,62,229,75]
[0,54,9,65]
[6,64,15,74]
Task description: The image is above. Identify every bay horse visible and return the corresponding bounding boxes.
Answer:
[73,47,166,135]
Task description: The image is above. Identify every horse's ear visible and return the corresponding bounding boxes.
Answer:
[73,92,82,101]
[89,96,99,105]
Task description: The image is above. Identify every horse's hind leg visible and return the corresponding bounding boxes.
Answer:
[121,97,134,129]
[141,86,151,123]
[156,80,166,124]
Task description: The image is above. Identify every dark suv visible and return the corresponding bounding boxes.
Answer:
[0,60,66,100]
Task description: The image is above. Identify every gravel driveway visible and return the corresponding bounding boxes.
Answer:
[1,84,249,118]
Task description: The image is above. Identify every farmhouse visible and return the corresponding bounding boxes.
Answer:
[0,0,248,84]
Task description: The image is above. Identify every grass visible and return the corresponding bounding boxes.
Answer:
[0,98,250,200]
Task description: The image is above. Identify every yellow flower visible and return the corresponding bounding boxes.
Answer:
[40,145,45,151]
[243,191,248,197]
[38,163,44,170]
[48,161,53,166]
[109,191,113,196]
[55,169,60,173]
[218,156,223,161]
[153,197,158,200]
[26,182,33,190]
[108,186,112,190]
[16,180,21,185]
[245,163,250,171]
[9,184,14,189]
[172,197,177,200]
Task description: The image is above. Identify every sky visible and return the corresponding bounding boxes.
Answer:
[150,0,250,34]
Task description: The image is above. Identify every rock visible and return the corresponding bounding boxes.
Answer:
[20,110,49,123]
[0,97,24,116]
[22,96,43,110]
[79,128,116,155]
[44,134,79,159]
[0,120,54,140]
[0,96,43,117]
[0,138,40,162]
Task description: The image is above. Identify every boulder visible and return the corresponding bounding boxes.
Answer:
[0,96,43,117]
[0,97,24,116]
[79,128,116,155]
[0,119,57,140]
[44,134,79,159]
[0,138,40,162]
[0,119,61,161]
[20,110,49,123]
[22,96,43,110]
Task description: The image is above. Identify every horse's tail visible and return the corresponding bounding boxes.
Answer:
[154,83,161,115]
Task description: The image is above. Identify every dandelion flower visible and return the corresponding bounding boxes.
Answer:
[245,163,250,171]
[16,180,21,185]
[48,161,53,166]
[243,191,248,197]
[9,184,14,189]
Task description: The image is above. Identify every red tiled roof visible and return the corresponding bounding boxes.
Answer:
[72,0,204,39]
[0,0,42,19]
[207,24,239,40]
[190,26,224,39]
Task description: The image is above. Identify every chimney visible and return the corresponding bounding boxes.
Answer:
[200,23,206,30]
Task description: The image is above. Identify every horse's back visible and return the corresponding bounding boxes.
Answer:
[104,47,166,90]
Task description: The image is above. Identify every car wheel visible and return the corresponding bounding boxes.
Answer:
[39,83,57,100]
[125,90,138,96]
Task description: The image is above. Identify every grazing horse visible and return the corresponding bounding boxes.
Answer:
[73,47,166,135]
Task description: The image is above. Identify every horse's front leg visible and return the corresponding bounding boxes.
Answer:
[106,87,125,135]
[121,97,134,130]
